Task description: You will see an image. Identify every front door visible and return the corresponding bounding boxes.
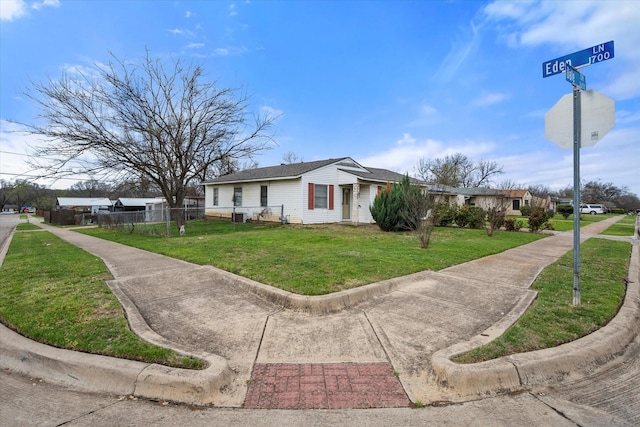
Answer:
[342,187,351,220]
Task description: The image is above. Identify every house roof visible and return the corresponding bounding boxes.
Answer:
[202,157,422,185]
[342,167,423,184]
[501,189,529,198]
[115,198,162,207]
[427,185,505,196]
[203,158,343,184]
[56,197,112,207]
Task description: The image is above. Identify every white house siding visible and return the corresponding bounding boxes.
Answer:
[359,184,377,223]
[302,164,343,224]
[205,179,304,223]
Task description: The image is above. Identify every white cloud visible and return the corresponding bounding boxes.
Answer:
[168,28,183,35]
[483,0,640,99]
[31,0,59,11]
[359,133,496,175]
[185,10,192,18]
[0,0,26,21]
[0,0,59,19]
[260,106,284,121]
[473,92,509,107]
[186,42,205,49]
[358,127,640,196]
[434,22,480,82]
[495,125,640,195]
[212,45,248,56]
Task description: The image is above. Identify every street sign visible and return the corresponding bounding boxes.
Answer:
[565,66,586,91]
[545,89,615,149]
[542,41,614,78]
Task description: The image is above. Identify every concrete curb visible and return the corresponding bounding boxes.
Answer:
[431,237,640,400]
[204,264,436,315]
[0,322,233,406]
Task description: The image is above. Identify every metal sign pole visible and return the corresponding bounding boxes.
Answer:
[572,85,581,306]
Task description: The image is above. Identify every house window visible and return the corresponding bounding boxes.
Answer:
[308,183,334,210]
[513,200,520,211]
[233,187,242,207]
[260,185,268,207]
[213,188,219,206]
[314,184,328,209]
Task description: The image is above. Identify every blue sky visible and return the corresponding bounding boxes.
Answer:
[1,0,639,196]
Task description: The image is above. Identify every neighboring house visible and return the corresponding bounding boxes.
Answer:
[501,189,533,215]
[114,198,162,212]
[1,204,19,214]
[550,196,572,213]
[428,185,507,209]
[56,197,113,214]
[428,186,533,215]
[203,157,422,225]
[144,196,206,222]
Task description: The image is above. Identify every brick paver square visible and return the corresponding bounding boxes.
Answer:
[244,362,410,409]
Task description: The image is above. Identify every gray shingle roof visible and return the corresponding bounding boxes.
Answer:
[202,157,422,185]
[343,167,423,184]
[203,158,345,184]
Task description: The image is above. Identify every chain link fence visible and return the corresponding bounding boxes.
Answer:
[93,207,205,236]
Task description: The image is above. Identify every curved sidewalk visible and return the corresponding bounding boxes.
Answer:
[1,216,638,407]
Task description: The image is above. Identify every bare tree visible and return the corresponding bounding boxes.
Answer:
[527,184,553,198]
[581,180,627,203]
[282,151,303,164]
[494,179,519,190]
[485,196,508,237]
[22,50,277,227]
[415,153,502,188]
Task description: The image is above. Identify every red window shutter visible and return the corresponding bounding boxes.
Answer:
[308,182,314,210]
[329,185,334,210]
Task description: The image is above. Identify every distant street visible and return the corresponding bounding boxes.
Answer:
[0,214,20,259]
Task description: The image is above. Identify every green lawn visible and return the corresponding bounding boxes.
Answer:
[77,221,548,295]
[1,217,632,369]
[455,238,630,362]
[0,231,204,369]
[601,215,637,236]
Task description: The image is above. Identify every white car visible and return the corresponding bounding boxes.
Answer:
[580,204,604,215]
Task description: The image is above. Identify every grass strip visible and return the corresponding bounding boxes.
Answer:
[78,221,547,295]
[601,216,637,236]
[0,231,204,369]
[454,238,630,363]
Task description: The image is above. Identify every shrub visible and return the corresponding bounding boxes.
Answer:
[431,202,457,226]
[504,218,524,232]
[453,205,485,229]
[528,206,553,233]
[370,182,403,231]
[468,206,486,229]
[519,205,532,217]
[486,205,507,237]
[557,204,573,219]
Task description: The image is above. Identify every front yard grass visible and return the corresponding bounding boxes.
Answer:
[601,215,637,236]
[0,217,632,370]
[77,221,548,295]
[0,231,204,369]
[454,238,630,363]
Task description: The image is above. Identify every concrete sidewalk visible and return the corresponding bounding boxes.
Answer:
[1,216,638,408]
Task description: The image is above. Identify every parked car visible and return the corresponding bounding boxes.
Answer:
[580,204,604,215]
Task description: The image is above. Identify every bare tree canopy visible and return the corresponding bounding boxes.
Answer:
[415,153,503,187]
[282,151,303,164]
[22,50,277,225]
[581,180,629,203]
